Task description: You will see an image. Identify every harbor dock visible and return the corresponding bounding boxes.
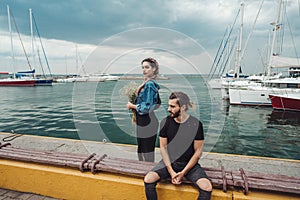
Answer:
[0,132,299,199]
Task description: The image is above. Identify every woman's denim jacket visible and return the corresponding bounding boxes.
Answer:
[135,80,160,115]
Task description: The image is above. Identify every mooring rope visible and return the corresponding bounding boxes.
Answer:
[2,130,24,142]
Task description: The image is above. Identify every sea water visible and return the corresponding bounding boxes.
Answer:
[0,75,299,160]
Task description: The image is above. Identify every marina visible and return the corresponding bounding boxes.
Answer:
[0,1,299,199]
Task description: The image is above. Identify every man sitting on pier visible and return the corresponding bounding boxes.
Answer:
[144,91,212,200]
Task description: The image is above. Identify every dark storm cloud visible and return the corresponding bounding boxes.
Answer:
[0,0,299,74]
[0,0,176,44]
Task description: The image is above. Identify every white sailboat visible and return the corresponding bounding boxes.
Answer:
[208,2,264,99]
[86,73,107,82]
[94,73,120,81]
[220,2,256,99]
[229,0,300,106]
[74,45,89,82]
[207,5,244,91]
[28,8,53,86]
[0,5,35,87]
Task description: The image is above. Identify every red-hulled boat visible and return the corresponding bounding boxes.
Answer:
[269,94,300,112]
[0,78,35,87]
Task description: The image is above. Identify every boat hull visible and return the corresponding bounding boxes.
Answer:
[221,79,261,100]
[229,87,300,106]
[0,79,35,87]
[87,76,106,82]
[269,94,300,112]
[229,87,271,106]
[34,78,53,86]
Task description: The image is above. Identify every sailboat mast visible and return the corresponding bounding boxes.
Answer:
[267,0,282,77]
[29,8,36,70]
[76,44,79,75]
[7,5,15,76]
[65,55,68,76]
[235,2,244,78]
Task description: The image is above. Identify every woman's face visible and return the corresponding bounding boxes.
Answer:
[142,61,155,78]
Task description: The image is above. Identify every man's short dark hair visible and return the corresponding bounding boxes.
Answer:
[169,92,192,111]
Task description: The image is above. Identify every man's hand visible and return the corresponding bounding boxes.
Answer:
[171,171,184,185]
[169,171,179,185]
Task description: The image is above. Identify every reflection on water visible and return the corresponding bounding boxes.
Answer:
[212,105,300,160]
[268,110,300,126]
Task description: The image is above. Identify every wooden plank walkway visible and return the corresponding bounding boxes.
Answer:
[0,188,58,200]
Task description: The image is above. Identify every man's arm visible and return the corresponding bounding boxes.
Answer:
[175,140,204,183]
[160,137,178,183]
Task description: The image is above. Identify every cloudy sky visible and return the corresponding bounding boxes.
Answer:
[0,0,299,75]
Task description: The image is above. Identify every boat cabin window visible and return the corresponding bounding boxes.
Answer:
[287,83,298,88]
[0,73,11,79]
[264,82,299,88]
[279,83,287,88]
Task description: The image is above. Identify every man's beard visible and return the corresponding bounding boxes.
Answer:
[169,109,180,118]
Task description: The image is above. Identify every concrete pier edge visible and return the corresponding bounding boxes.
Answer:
[0,131,299,178]
[0,132,299,200]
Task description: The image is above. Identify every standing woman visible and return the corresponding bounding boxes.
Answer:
[127,58,160,162]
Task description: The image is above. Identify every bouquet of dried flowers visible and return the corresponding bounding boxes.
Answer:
[120,81,138,124]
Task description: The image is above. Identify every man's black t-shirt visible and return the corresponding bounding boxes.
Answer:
[159,115,204,163]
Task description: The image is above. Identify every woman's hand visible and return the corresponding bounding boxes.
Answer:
[126,102,136,110]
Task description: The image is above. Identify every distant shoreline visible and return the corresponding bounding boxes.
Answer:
[49,74,209,81]
[119,75,170,80]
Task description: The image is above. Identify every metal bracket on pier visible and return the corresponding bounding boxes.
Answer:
[221,166,227,192]
[240,168,249,194]
[79,153,96,172]
[91,154,107,174]
[0,143,11,149]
